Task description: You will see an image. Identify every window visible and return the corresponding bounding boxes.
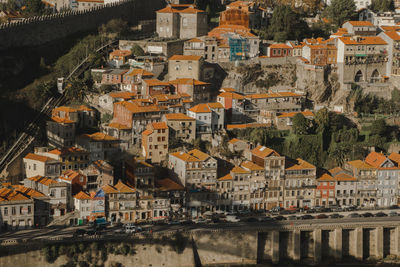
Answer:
[3,207,8,216]
[61,189,66,197]
[12,207,16,215]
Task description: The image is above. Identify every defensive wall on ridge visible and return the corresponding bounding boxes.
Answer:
[0,0,164,50]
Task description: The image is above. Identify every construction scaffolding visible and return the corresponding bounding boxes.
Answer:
[229,36,249,61]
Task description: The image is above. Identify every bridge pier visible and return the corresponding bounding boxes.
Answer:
[395,226,400,257]
[292,229,300,261]
[375,226,384,259]
[334,228,342,260]
[355,227,363,260]
[313,229,321,263]
[271,231,279,264]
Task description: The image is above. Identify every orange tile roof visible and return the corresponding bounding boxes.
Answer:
[143,79,170,86]
[156,178,184,191]
[180,7,204,13]
[187,38,203,43]
[110,50,132,57]
[318,173,335,181]
[246,92,301,99]
[53,106,78,113]
[108,91,136,99]
[228,138,242,144]
[339,36,387,45]
[27,175,58,186]
[81,132,117,141]
[59,170,83,182]
[189,103,211,113]
[269,43,292,49]
[347,160,375,169]
[12,185,45,198]
[157,6,179,13]
[329,167,344,176]
[241,161,264,171]
[381,26,400,31]
[51,116,75,124]
[365,152,387,168]
[218,173,232,181]
[170,149,210,162]
[114,180,136,193]
[389,152,400,165]
[114,101,162,114]
[108,122,131,130]
[142,129,153,136]
[251,145,279,158]
[169,55,202,61]
[125,68,154,77]
[218,92,245,99]
[102,184,119,194]
[231,166,250,174]
[207,102,224,109]
[169,78,209,86]
[347,21,374,27]
[24,153,55,163]
[277,111,314,118]
[164,113,195,121]
[286,158,315,170]
[334,173,357,181]
[48,147,87,156]
[151,121,168,129]
[383,31,400,41]
[227,123,271,130]
[74,191,92,200]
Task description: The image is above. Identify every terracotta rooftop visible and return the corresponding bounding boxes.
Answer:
[251,145,280,158]
[24,153,56,163]
[156,178,184,191]
[169,55,202,61]
[80,132,117,141]
[365,151,388,168]
[164,113,195,121]
[74,191,92,200]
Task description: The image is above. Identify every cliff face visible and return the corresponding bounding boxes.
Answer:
[219,61,297,94]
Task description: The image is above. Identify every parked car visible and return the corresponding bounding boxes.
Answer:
[168,220,182,225]
[274,215,286,221]
[245,217,258,223]
[347,213,360,218]
[362,212,374,217]
[329,213,343,219]
[389,205,399,209]
[306,208,316,214]
[73,229,87,237]
[287,215,297,221]
[389,211,398,217]
[301,215,314,220]
[259,216,274,222]
[124,224,142,233]
[375,212,387,217]
[321,208,332,213]
[343,205,357,211]
[225,215,240,223]
[316,214,328,219]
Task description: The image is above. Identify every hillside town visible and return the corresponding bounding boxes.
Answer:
[3,0,400,234]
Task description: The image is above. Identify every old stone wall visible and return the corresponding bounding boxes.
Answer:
[0,0,164,50]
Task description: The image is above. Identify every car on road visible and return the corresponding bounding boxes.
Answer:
[287,215,297,221]
[73,229,87,237]
[168,220,182,225]
[273,215,286,221]
[300,215,314,220]
[389,211,398,217]
[259,216,274,222]
[389,205,399,209]
[316,214,328,219]
[245,217,258,223]
[348,213,360,218]
[362,212,374,217]
[375,212,388,217]
[343,205,357,211]
[306,208,316,214]
[225,215,240,223]
[329,213,343,219]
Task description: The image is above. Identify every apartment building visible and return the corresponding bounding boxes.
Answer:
[187,102,225,135]
[168,55,204,81]
[102,181,137,223]
[169,78,211,103]
[76,132,120,162]
[378,30,400,77]
[23,153,61,178]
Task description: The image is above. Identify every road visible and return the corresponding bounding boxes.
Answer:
[1,213,400,243]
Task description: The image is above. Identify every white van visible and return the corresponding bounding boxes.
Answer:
[225,215,240,222]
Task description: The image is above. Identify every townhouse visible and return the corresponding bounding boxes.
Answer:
[315,173,336,207]
[378,30,400,77]
[73,191,92,222]
[23,153,61,178]
[187,102,225,135]
[162,113,196,143]
[168,55,204,81]
[102,181,137,223]
[251,145,285,209]
[169,78,211,103]
[58,170,87,195]
[217,91,245,124]
[81,160,114,192]
[284,158,317,209]
[0,187,34,230]
[330,167,357,207]
[37,147,90,173]
[142,122,169,163]
[121,68,154,93]
[76,132,120,162]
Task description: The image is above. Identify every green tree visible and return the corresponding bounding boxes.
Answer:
[99,19,129,38]
[292,113,310,135]
[314,107,330,133]
[370,119,387,137]
[24,0,50,17]
[131,44,145,57]
[324,0,356,27]
[64,78,89,102]
[268,5,310,41]
[370,0,394,12]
